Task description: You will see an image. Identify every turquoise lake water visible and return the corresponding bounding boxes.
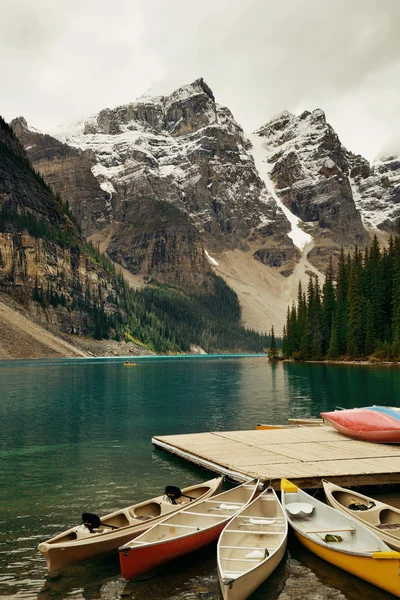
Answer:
[1,356,399,600]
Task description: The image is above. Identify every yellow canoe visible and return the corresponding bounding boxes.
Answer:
[280,478,400,597]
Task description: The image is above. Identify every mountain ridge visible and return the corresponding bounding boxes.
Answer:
[10,78,400,336]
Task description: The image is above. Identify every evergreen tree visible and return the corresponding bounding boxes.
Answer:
[322,256,336,354]
[334,248,350,356]
[347,263,365,358]
[268,326,279,359]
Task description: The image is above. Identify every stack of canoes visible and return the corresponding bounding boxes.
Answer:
[321,405,400,442]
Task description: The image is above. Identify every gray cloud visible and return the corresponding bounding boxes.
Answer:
[1,0,399,161]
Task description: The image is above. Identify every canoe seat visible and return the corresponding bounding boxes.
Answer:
[245,549,268,559]
[376,523,400,530]
[132,502,162,519]
[286,503,314,517]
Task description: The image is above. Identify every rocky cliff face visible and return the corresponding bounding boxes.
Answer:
[12,78,400,324]
[12,78,294,284]
[253,109,370,269]
[0,117,127,335]
[347,151,400,232]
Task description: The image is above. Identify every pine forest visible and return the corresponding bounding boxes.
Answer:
[283,236,400,362]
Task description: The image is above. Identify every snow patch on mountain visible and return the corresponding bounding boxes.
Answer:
[248,133,313,251]
[204,250,219,266]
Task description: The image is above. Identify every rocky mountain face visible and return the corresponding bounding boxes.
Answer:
[10,78,400,331]
[347,152,400,232]
[254,109,371,270]
[12,78,295,287]
[0,117,128,336]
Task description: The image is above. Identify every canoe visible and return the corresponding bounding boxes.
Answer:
[288,418,324,426]
[321,405,400,443]
[38,476,222,574]
[124,362,136,366]
[281,478,400,597]
[119,478,260,580]
[217,486,288,600]
[256,419,324,430]
[256,424,299,430]
[322,479,400,552]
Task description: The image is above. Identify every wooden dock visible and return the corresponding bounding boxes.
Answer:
[152,426,400,489]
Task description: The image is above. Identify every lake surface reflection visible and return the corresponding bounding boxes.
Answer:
[0,356,399,599]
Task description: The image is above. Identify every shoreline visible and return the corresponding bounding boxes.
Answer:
[283,358,400,368]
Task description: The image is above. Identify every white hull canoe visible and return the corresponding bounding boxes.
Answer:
[218,486,288,600]
[256,424,298,430]
[119,479,260,580]
[323,479,400,552]
[288,418,324,426]
[38,476,222,573]
[281,478,400,597]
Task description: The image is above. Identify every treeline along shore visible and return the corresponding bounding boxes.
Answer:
[283,236,400,363]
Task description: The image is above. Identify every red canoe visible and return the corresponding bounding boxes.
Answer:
[118,478,260,580]
[321,406,400,443]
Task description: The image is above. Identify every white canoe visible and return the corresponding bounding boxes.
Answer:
[119,479,260,580]
[288,418,324,426]
[323,479,400,552]
[281,478,400,597]
[217,486,288,600]
[38,476,222,573]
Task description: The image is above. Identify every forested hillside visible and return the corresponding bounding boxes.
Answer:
[283,236,400,361]
[0,116,270,355]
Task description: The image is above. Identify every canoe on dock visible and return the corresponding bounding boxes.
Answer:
[255,424,299,430]
[288,418,324,426]
[217,486,287,600]
[281,478,400,597]
[38,476,222,574]
[256,418,325,430]
[118,479,260,580]
[322,479,400,552]
[321,406,400,443]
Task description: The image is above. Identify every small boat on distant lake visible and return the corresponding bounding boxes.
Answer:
[217,485,287,600]
[118,479,260,580]
[38,476,222,574]
[321,406,400,443]
[323,479,400,552]
[281,478,400,597]
[124,361,137,366]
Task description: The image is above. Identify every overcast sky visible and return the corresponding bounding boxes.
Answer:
[2,0,399,161]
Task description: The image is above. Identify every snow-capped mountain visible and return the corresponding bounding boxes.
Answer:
[12,78,295,291]
[11,78,400,332]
